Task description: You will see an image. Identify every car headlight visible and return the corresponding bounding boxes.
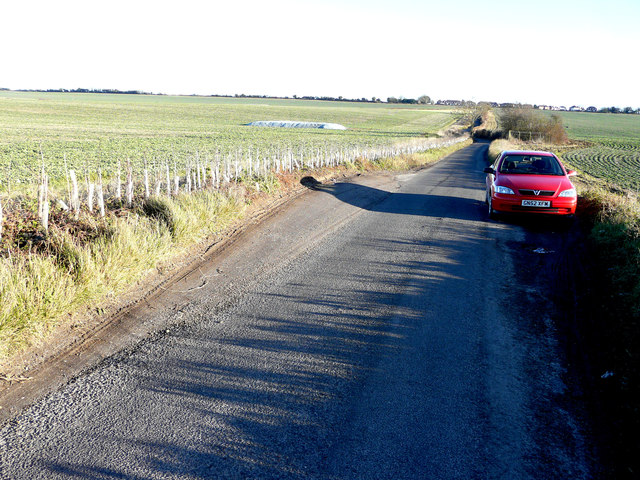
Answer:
[558,188,577,198]
[495,185,515,194]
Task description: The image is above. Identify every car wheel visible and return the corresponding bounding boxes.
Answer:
[487,192,497,219]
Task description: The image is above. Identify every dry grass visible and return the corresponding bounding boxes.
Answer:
[0,189,245,359]
[471,109,500,139]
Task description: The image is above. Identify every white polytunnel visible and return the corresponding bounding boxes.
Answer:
[246,121,347,130]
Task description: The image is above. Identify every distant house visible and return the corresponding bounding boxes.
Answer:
[569,106,585,112]
[538,105,553,110]
[436,99,463,106]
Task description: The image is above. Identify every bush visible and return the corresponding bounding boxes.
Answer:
[499,107,568,144]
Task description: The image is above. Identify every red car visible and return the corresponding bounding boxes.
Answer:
[484,150,577,218]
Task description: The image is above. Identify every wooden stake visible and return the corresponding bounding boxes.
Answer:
[88,182,95,212]
[64,153,71,208]
[42,186,49,233]
[69,170,80,217]
[40,173,49,232]
[98,169,105,218]
[144,159,150,199]
[154,161,161,196]
[116,159,122,200]
[126,161,133,207]
[165,163,171,196]
[173,162,179,196]
[196,153,202,189]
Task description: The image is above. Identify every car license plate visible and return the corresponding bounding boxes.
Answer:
[521,200,550,207]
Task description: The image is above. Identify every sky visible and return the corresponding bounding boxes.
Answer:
[1,0,639,108]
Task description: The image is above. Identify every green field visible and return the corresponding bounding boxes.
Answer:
[562,141,640,191]
[541,110,640,190]
[543,110,640,143]
[0,91,457,186]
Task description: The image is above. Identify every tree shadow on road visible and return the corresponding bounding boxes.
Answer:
[37,222,500,479]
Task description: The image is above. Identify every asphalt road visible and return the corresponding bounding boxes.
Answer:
[0,143,600,479]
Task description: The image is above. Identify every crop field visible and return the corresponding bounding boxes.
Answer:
[561,142,640,191]
[544,110,640,143]
[0,91,457,187]
[541,110,640,191]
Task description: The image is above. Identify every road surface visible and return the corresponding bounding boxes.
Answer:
[0,142,600,479]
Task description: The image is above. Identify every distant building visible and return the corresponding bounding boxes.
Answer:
[436,99,463,106]
[569,106,585,112]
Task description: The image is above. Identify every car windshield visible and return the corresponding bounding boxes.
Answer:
[498,154,564,175]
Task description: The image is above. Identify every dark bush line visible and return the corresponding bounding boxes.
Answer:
[470,128,502,140]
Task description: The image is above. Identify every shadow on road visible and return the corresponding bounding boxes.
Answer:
[303,179,486,222]
[38,213,499,478]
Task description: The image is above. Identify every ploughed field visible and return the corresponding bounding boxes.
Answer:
[562,140,640,191]
[544,110,640,191]
[0,91,455,186]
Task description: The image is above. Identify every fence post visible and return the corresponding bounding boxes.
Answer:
[173,162,179,195]
[38,173,49,232]
[69,170,80,217]
[116,160,122,200]
[144,163,150,199]
[165,163,171,196]
[196,152,202,189]
[88,182,95,212]
[126,161,133,207]
[98,169,105,218]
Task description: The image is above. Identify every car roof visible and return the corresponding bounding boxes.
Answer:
[501,150,555,157]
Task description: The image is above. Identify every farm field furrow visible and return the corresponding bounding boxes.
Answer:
[541,110,640,191]
[562,145,640,191]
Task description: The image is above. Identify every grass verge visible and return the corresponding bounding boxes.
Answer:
[0,190,244,360]
[576,188,640,477]
[0,137,471,365]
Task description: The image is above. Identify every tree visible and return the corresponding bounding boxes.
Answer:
[417,95,431,105]
[499,106,568,143]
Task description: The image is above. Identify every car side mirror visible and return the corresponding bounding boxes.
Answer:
[567,170,577,177]
[484,167,496,174]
